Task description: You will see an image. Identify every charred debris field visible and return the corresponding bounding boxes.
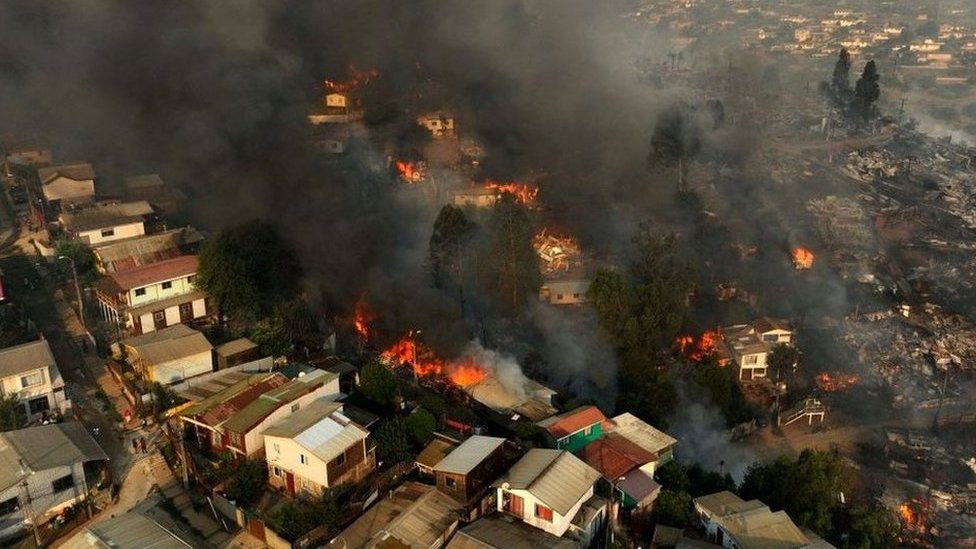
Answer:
[2,1,976,548]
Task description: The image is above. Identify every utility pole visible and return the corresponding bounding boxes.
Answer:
[18,459,41,548]
[58,255,85,331]
[897,98,906,126]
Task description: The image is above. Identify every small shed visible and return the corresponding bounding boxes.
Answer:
[214,338,260,370]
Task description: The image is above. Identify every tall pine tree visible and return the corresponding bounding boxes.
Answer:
[831,48,852,96]
[854,60,881,121]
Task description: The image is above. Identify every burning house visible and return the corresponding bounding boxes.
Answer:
[712,318,794,381]
[416,111,456,139]
[535,229,591,306]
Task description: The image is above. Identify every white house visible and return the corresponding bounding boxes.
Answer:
[0,423,108,542]
[95,255,210,335]
[264,398,375,497]
[0,340,70,421]
[416,111,456,138]
[118,325,213,384]
[36,163,95,206]
[58,201,154,245]
[539,279,590,306]
[693,491,827,549]
[493,449,603,542]
[718,318,795,381]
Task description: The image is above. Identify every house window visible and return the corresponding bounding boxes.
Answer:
[300,454,306,465]
[161,281,172,290]
[556,294,564,300]
[584,425,593,436]
[187,275,195,284]
[291,403,300,413]
[272,467,281,478]
[445,477,457,489]
[535,504,553,522]
[52,474,74,493]
[334,453,345,467]
[0,496,17,515]
[762,334,777,342]
[20,372,43,388]
[100,228,115,238]
[273,443,280,454]
[743,355,758,365]
[28,396,49,414]
[211,430,221,446]
[134,288,147,297]
[153,311,165,323]
[573,293,581,299]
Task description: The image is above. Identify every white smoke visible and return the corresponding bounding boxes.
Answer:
[458,340,529,399]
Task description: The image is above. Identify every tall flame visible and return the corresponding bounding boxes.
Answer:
[484,181,539,205]
[395,160,425,183]
[353,297,373,342]
[677,330,723,363]
[380,333,487,387]
[792,247,814,270]
[324,66,379,93]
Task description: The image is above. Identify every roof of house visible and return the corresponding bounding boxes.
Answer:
[38,162,95,184]
[180,373,288,425]
[579,433,657,481]
[123,325,212,365]
[338,481,459,549]
[0,422,108,492]
[263,398,367,464]
[93,228,201,272]
[71,510,193,549]
[616,469,661,504]
[463,376,557,422]
[494,449,600,516]
[174,369,254,401]
[313,355,357,375]
[60,201,154,232]
[102,255,198,292]
[417,438,458,470]
[536,405,607,439]
[342,404,380,429]
[214,338,258,357]
[540,279,590,293]
[694,491,767,518]
[445,515,578,549]
[609,413,678,456]
[720,325,768,356]
[720,507,811,549]
[432,435,505,475]
[0,339,56,378]
[752,317,793,334]
[221,370,338,435]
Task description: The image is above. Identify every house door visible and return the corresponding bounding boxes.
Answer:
[179,302,193,322]
[285,471,295,496]
[153,310,167,330]
[502,492,523,517]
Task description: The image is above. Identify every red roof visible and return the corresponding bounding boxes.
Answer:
[538,405,607,439]
[579,433,657,481]
[109,255,198,290]
[200,374,289,426]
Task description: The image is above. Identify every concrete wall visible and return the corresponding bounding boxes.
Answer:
[77,221,145,245]
[149,350,213,384]
[128,276,196,308]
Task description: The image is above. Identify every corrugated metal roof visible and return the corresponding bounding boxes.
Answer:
[579,433,656,481]
[0,423,108,491]
[60,201,153,232]
[214,338,257,357]
[38,163,95,184]
[446,516,578,549]
[536,405,606,439]
[292,412,367,464]
[494,449,600,516]
[372,488,459,549]
[124,326,212,366]
[261,398,343,438]
[221,370,336,434]
[179,373,285,420]
[79,510,193,548]
[416,438,458,470]
[106,255,198,291]
[0,339,56,378]
[432,435,504,475]
[617,469,660,504]
[721,508,811,549]
[609,413,678,455]
[694,491,766,518]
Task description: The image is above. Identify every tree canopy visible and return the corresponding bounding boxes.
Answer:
[482,195,541,311]
[428,205,475,291]
[854,60,881,121]
[405,408,436,446]
[831,48,852,96]
[358,361,398,407]
[196,220,302,321]
[0,394,26,431]
[375,417,413,464]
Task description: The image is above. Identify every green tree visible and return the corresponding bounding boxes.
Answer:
[359,361,398,407]
[845,505,900,548]
[275,299,321,348]
[265,489,342,542]
[375,417,412,464]
[54,239,97,285]
[196,220,302,322]
[831,48,852,96]
[655,461,737,497]
[741,449,853,537]
[223,458,267,507]
[648,490,694,528]
[150,382,181,416]
[767,343,800,380]
[406,408,436,446]
[419,394,447,428]
[689,357,751,426]
[250,314,291,358]
[483,195,542,311]
[0,394,26,431]
[854,61,881,121]
[428,205,475,291]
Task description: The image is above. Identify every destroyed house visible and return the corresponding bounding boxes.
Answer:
[536,405,607,453]
[693,491,830,549]
[417,111,456,138]
[494,449,604,542]
[36,162,95,206]
[539,279,589,306]
[118,324,213,384]
[432,435,507,515]
[92,227,203,274]
[264,398,375,496]
[95,255,210,335]
[58,201,154,245]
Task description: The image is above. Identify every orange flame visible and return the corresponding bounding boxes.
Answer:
[484,181,539,205]
[324,66,379,93]
[816,372,861,392]
[353,297,373,342]
[677,331,722,363]
[380,333,487,387]
[395,160,425,183]
[792,247,814,270]
[898,498,929,535]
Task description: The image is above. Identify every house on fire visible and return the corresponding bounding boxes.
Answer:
[537,405,607,453]
[307,91,364,125]
[432,435,508,520]
[693,491,832,549]
[58,201,155,245]
[417,111,456,139]
[0,340,70,421]
[463,376,558,422]
[0,423,109,542]
[36,162,95,208]
[180,368,339,458]
[116,324,213,384]
[717,318,795,381]
[264,398,374,497]
[493,449,605,545]
[95,255,210,335]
